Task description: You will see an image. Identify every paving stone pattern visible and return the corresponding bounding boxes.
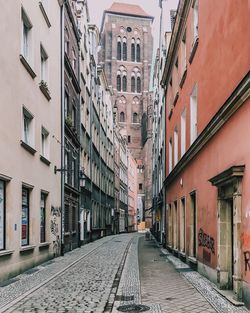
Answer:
[139,238,216,313]
[0,234,134,313]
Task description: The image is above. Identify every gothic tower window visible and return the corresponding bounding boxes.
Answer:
[123,37,127,61]
[133,112,138,123]
[117,37,121,60]
[131,75,135,92]
[131,38,135,62]
[137,76,141,93]
[136,39,141,62]
[120,112,125,122]
[122,75,127,92]
[117,74,121,91]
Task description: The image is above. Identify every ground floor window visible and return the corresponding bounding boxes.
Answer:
[40,193,46,243]
[22,187,29,246]
[0,180,5,250]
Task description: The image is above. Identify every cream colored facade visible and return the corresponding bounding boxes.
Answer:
[128,153,138,232]
[0,1,61,281]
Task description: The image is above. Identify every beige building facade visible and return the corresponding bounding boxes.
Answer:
[0,1,61,281]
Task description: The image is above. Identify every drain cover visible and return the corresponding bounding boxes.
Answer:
[117,304,150,312]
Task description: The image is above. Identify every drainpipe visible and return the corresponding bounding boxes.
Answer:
[59,0,65,256]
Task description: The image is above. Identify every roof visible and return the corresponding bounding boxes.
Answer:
[105,2,154,20]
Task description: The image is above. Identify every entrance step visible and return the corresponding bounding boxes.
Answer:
[213,287,244,306]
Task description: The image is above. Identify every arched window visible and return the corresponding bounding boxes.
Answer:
[123,38,127,61]
[133,112,138,123]
[131,76,135,92]
[117,37,121,60]
[131,39,135,62]
[122,75,127,92]
[137,77,141,93]
[117,75,121,91]
[120,112,125,122]
[136,43,140,62]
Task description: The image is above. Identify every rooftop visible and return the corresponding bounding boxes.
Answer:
[105,2,154,20]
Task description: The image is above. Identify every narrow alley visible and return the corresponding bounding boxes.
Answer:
[0,233,249,313]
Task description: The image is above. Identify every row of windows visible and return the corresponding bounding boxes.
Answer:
[168,84,197,173]
[0,181,48,250]
[117,38,141,62]
[119,112,139,124]
[117,76,141,93]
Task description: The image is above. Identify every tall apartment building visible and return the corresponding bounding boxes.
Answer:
[62,0,81,253]
[0,1,61,281]
[162,0,250,306]
[100,2,154,228]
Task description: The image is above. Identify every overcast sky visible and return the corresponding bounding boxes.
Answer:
[87,0,179,49]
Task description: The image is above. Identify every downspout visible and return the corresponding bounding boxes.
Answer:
[59,0,65,256]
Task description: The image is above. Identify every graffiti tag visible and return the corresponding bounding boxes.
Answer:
[198,228,215,254]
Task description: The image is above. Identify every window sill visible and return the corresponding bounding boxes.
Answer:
[39,2,51,28]
[20,245,36,253]
[179,67,187,88]
[189,37,199,64]
[40,155,51,166]
[39,242,50,249]
[39,84,51,101]
[0,250,14,257]
[21,140,36,155]
[19,55,36,79]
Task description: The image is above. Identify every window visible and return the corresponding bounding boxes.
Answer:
[128,135,131,143]
[41,127,49,159]
[181,108,186,157]
[180,198,186,252]
[122,38,127,61]
[0,181,5,250]
[65,29,69,54]
[40,193,46,243]
[72,103,76,128]
[65,204,69,232]
[21,187,29,246]
[181,32,187,75]
[136,42,140,62]
[65,150,70,184]
[139,183,142,190]
[131,76,135,92]
[192,0,199,41]
[120,112,125,123]
[132,112,138,123]
[169,139,173,173]
[137,77,141,93]
[117,75,121,91]
[131,39,135,62]
[21,9,32,62]
[190,192,197,257]
[22,107,34,146]
[72,156,77,188]
[117,37,121,60]
[174,127,178,166]
[65,91,69,118]
[72,48,76,72]
[40,45,48,83]
[122,75,127,92]
[190,84,198,145]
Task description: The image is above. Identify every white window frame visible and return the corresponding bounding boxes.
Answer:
[21,8,32,63]
[40,45,48,84]
[181,108,186,157]
[193,0,199,41]
[190,84,198,145]
[41,126,49,159]
[169,139,173,173]
[174,127,178,166]
[22,106,34,147]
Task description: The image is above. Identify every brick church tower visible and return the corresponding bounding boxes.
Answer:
[100,2,154,227]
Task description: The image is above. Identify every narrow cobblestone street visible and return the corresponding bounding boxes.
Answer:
[0,233,249,313]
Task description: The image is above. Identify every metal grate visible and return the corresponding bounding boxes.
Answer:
[115,295,134,301]
[117,304,150,312]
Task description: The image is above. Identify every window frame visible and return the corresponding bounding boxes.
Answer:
[21,187,30,246]
[21,8,32,62]
[40,192,46,243]
[0,180,6,251]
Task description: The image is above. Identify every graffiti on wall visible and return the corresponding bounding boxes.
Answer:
[244,251,250,271]
[198,228,215,254]
[50,206,61,257]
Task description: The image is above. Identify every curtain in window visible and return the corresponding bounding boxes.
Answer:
[117,75,121,91]
[136,44,140,62]
[122,76,127,92]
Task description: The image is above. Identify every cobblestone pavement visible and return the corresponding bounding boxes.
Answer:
[0,234,134,313]
[138,237,216,313]
[1,233,250,313]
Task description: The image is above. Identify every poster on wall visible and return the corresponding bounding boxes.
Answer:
[0,181,4,250]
